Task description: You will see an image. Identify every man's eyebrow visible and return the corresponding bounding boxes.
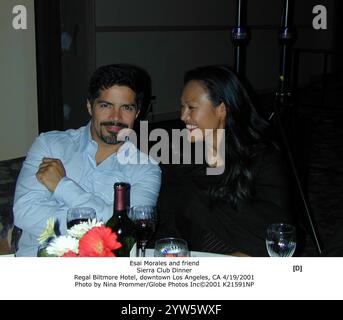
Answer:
[121,103,137,107]
[96,100,137,107]
[96,99,113,106]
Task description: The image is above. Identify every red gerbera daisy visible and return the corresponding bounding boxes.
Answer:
[62,250,78,257]
[78,226,122,257]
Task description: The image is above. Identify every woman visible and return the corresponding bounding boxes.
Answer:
[156,65,293,256]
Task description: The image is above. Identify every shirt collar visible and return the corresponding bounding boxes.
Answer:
[85,121,94,144]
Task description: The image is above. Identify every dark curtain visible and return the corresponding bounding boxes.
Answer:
[34,0,63,133]
[333,0,343,73]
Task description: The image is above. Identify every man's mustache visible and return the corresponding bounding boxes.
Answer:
[100,121,128,129]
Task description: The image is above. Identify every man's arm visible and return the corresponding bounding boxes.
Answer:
[14,135,69,237]
[14,134,117,237]
[14,134,162,238]
[53,161,162,220]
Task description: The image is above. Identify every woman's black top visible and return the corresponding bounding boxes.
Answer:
[155,147,293,257]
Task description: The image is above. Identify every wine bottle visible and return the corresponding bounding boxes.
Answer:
[106,182,136,257]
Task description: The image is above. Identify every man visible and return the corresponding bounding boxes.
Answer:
[13,64,161,256]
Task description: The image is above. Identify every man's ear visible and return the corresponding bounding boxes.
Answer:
[87,100,93,117]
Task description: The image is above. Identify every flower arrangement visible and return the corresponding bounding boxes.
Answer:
[38,218,121,257]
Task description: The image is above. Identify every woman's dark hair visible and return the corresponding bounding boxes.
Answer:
[184,65,274,208]
[88,64,151,114]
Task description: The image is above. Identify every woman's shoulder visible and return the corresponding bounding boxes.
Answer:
[251,142,282,164]
[250,142,285,170]
[251,143,290,183]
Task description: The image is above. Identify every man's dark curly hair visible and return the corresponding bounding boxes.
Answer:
[88,64,151,111]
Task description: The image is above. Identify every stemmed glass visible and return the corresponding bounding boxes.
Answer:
[66,207,96,229]
[128,205,156,257]
[154,238,190,257]
[266,223,297,257]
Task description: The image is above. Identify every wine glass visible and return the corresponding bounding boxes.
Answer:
[154,238,190,257]
[266,223,296,257]
[128,205,156,257]
[66,207,96,229]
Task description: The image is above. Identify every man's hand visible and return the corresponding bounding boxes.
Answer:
[36,158,66,192]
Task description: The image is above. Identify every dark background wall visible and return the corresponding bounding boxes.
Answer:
[0,0,38,160]
[60,0,338,129]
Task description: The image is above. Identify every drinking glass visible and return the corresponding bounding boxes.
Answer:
[154,238,190,257]
[128,205,156,257]
[66,207,96,229]
[266,223,296,257]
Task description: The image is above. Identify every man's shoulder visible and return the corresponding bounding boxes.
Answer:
[117,142,161,175]
[38,126,87,145]
[137,147,159,166]
[122,142,158,165]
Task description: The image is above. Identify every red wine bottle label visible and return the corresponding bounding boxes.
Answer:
[114,182,130,212]
[115,187,126,211]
